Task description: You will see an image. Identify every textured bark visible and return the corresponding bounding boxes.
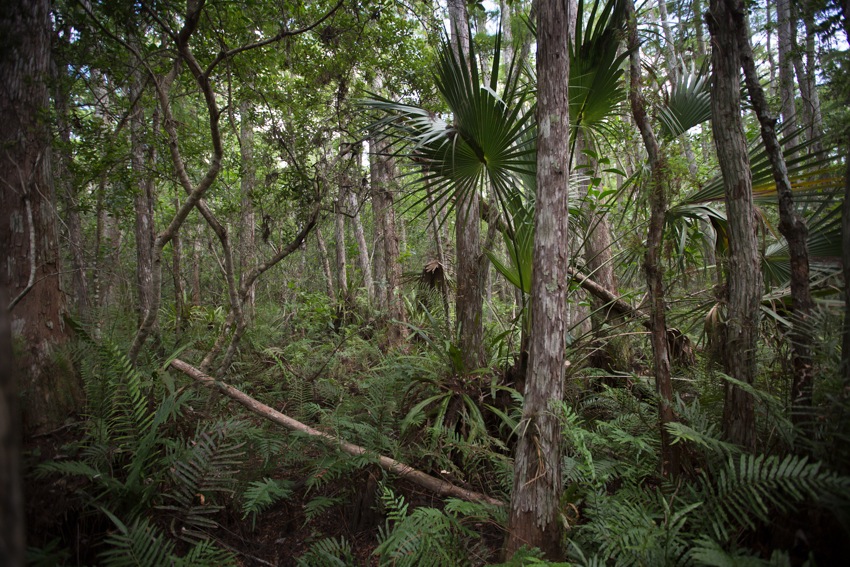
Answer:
[129,58,157,330]
[334,194,349,299]
[239,98,257,321]
[0,0,82,432]
[348,190,374,304]
[694,0,707,57]
[316,226,336,303]
[449,0,484,370]
[765,0,777,95]
[53,60,90,319]
[776,0,797,147]
[504,0,570,559]
[0,290,24,567]
[370,137,387,311]
[626,0,680,477]
[171,195,185,333]
[736,9,814,420]
[708,0,762,451]
[371,135,407,347]
[172,358,503,506]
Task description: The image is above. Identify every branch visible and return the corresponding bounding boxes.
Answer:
[170,358,504,506]
[203,0,346,77]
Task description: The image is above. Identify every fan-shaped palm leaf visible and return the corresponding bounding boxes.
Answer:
[657,60,712,140]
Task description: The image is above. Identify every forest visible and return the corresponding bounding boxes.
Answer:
[1,0,850,564]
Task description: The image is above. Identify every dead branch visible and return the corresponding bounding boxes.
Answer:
[170,358,504,507]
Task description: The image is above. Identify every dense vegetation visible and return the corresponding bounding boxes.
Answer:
[2,0,850,565]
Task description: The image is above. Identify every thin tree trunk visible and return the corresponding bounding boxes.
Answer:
[505,0,570,559]
[694,0,708,58]
[626,0,681,478]
[766,0,777,97]
[0,0,82,433]
[370,136,388,311]
[129,62,156,331]
[838,1,850,390]
[736,8,814,422]
[172,195,185,333]
[316,226,335,303]
[449,0,484,370]
[53,59,90,319]
[427,191,452,327]
[708,0,762,451]
[191,229,202,306]
[334,194,349,300]
[777,0,798,147]
[349,190,374,304]
[239,97,257,322]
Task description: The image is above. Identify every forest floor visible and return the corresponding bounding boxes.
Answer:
[23,420,505,566]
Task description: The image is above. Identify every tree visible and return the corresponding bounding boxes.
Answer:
[449,0,485,371]
[708,0,762,450]
[0,0,83,432]
[734,5,814,420]
[505,0,571,558]
[624,0,681,477]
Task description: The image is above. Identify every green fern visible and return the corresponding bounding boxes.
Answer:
[241,477,294,529]
[696,453,850,544]
[158,419,247,542]
[295,537,356,566]
[374,486,476,567]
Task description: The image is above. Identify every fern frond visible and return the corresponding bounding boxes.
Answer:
[241,478,294,529]
[99,516,175,567]
[295,537,355,567]
[698,454,850,544]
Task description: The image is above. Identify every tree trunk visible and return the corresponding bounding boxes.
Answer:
[172,196,185,333]
[504,0,570,559]
[370,136,388,311]
[370,133,407,346]
[626,0,681,477]
[449,0,485,370]
[765,0,777,97]
[191,229,202,306]
[53,58,90,320]
[129,59,157,332]
[239,98,257,321]
[838,1,850,390]
[0,288,24,567]
[694,0,708,58]
[735,8,814,422]
[776,0,797,147]
[708,0,762,451]
[349,190,374,304]
[316,226,336,303]
[0,0,83,433]
[797,2,823,151]
[335,194,349,300]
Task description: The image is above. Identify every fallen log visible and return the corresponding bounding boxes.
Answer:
[170,358,504,506]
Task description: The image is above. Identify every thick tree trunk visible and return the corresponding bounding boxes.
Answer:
[708,0,762,451]
[504,0,570,559]
[239,98,257,321]
[0,0,82,433]
[0,289,24,567]
[626,0,681,478]
[736,9,814,421]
